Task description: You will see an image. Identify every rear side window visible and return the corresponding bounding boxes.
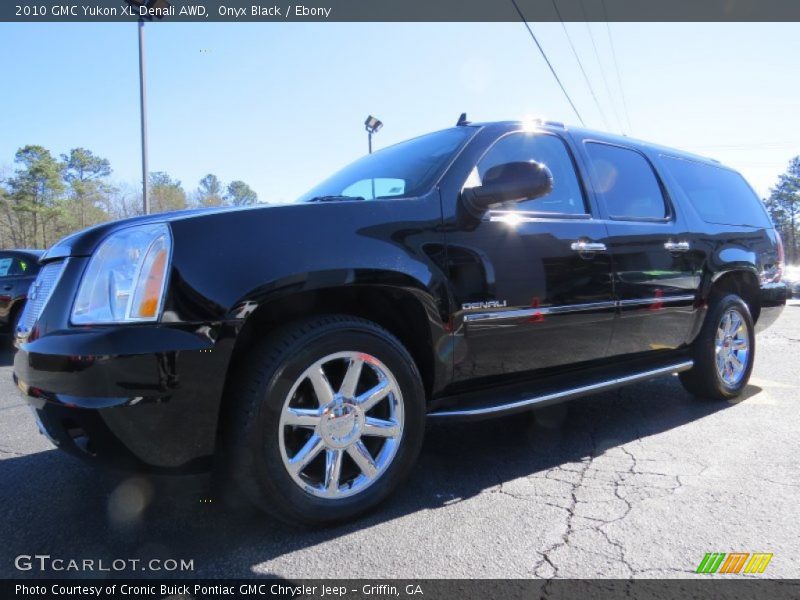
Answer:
[585,142,668,220]
[0,257,32,277]
[660,156,772,228]
[0,258,12,277]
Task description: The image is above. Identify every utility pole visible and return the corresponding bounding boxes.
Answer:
[127,0,171,214]
[138,18,150,214]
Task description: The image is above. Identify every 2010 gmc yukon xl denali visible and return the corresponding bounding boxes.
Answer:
[13,120,788,524]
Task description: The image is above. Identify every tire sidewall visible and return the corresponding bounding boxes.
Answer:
[706,295,755,397]
[241,323,425,523]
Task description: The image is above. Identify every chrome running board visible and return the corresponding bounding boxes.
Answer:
[427,360,694,421]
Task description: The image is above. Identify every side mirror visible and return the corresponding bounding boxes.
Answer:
[461,161,553,214]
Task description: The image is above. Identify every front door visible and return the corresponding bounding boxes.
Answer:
[445,130,615,383]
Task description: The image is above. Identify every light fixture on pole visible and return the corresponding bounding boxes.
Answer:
[364,115,383,154]
[125,0,171,215]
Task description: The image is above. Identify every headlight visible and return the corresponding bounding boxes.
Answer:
[72,223,172,324]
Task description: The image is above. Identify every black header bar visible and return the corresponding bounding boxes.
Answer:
[4,0,800,23]
[5,579,800,600]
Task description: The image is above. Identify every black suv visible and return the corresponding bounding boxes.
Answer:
[13,120,787,524]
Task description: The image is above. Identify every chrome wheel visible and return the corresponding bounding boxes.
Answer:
[278,351,404,499]
[715,308,749,386]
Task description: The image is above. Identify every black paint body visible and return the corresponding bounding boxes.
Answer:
[13,122,788,471]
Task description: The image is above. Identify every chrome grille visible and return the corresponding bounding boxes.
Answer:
[17,260,66,336]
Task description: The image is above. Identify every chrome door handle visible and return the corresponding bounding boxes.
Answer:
[664,240,690,252]
[570,240,607,253]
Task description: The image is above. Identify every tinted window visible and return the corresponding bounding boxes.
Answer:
[0,256,32,278]
[342,178,405,199]
[0,255,38,277]
[0,257,12,278]
[585,143,668,220]
[297,127,475,202]
[470,132,586,214]
[660,156,772,228]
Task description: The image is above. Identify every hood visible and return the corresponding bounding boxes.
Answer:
[41,203,281,261]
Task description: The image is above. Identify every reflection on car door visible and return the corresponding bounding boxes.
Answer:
[446,131,615,382]
[582,141,702,355]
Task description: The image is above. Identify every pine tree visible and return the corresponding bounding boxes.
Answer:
[765,157,800,263]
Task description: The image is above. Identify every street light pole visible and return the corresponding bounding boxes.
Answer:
[364,115,383,156]
[364,116,382,200]
[138,18,150,215]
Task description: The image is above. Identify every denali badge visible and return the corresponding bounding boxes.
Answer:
[462,300,508,310]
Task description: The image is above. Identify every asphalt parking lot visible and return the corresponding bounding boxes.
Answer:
[1,302,799,579]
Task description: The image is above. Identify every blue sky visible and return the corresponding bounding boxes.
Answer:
[1,22,798,202]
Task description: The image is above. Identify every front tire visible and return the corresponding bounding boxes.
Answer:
[222,315,425,525]
[679,294,755,400]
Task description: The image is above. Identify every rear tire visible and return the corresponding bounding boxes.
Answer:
[679,294,754,401]
[220,315,425,525]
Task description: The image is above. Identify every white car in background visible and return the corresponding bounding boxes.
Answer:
[783,265,800,298]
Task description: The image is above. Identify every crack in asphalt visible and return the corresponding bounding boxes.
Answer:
[761,330,800,344]
[481,389,713,578]
[755,477,800,488]
[529,426,601,579]
[0,446,24,457]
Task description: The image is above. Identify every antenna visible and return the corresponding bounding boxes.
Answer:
[456,113,470,126]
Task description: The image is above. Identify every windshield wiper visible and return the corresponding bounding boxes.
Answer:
[305,195,366,203]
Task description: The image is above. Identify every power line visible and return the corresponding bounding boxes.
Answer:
[580,0,623,134]
[509,0,586,126]
[690,143,797,150]
[551,0,610,129]
[601,0,633,134]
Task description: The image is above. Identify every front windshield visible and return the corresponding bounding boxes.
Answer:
[297,127,476,202]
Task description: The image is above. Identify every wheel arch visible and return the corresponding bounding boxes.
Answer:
[221,274,451,408]
[705,268,761,324]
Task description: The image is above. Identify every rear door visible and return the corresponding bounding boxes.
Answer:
[446,130,615,382]
[581,141,702,355]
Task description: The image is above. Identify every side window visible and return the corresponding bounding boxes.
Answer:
[659,155,772,228]
[470,132,587,215]
[0,257,31,277]
[0,257,14,278]
[342,178,406,200]
[585,142,668,220]
[11,258,29,276]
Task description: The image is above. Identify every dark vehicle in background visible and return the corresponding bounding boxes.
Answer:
[12,120,787,525]
[0,249,42,334]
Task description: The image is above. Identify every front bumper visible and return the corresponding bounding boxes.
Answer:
[14,324,234,472]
